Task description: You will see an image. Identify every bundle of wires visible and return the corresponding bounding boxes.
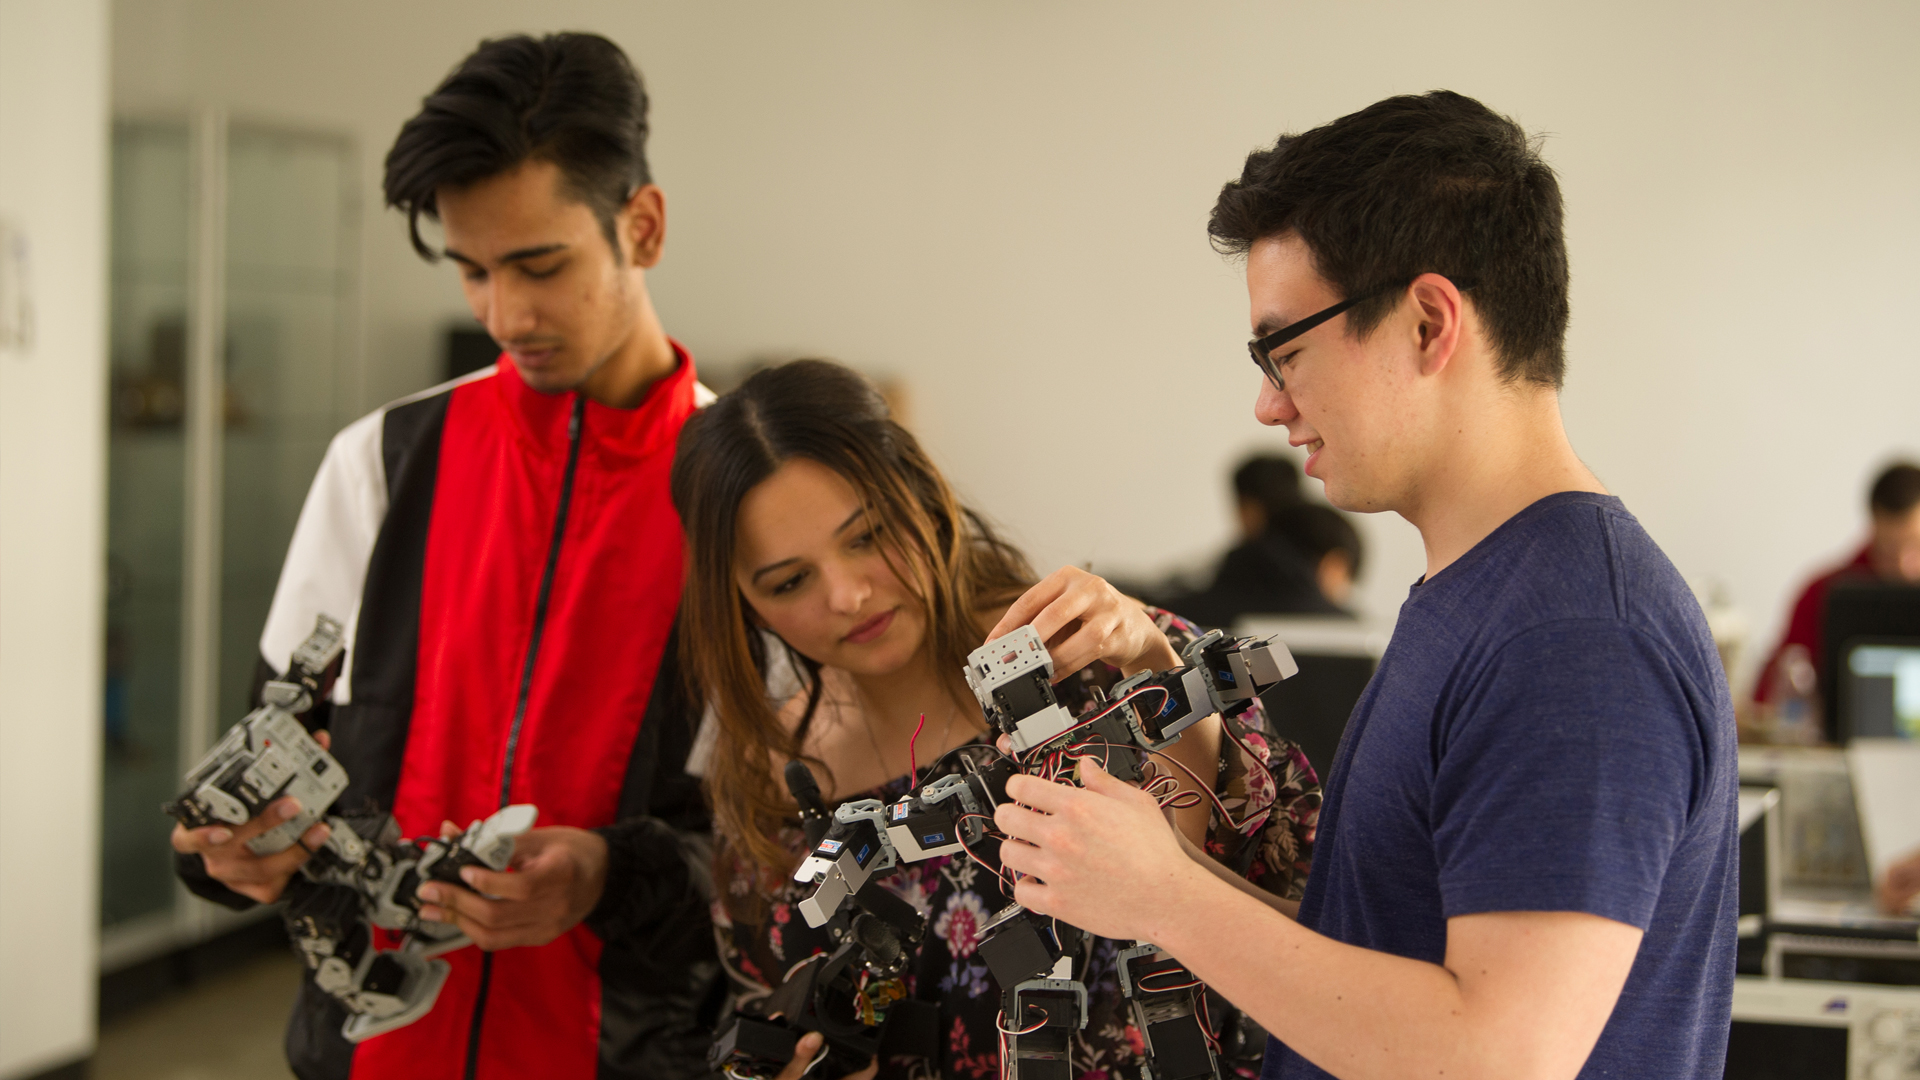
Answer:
[943,684,1289,900]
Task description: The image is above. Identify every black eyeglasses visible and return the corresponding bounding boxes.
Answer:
[1246,278,1473,393]
[1246,290,1385,394]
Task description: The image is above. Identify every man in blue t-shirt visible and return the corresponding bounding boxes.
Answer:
[991,91,1738,1080]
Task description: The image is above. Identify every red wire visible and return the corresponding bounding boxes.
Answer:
[1041,691,1288,835]
[997,1006,1050,1034]
[1197,990,1221,1046]
[907,712,927,788]
[995,1006,1055,1080]
[1137,968,1204,991]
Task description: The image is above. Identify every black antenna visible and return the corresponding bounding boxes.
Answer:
[785,760,830,848]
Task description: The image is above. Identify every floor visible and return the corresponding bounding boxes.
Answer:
[94,950,300,1080]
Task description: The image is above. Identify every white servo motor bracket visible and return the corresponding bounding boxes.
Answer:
[162,614,348,854]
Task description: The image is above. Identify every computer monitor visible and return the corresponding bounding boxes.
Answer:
[1822,582,1920,743]
[445,325,498,381]
[1840,641,1920,741]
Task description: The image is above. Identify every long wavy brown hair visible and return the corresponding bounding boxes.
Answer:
[669,360,1034,871]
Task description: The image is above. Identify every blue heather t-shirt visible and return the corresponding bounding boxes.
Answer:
[1264,492,1738,1080]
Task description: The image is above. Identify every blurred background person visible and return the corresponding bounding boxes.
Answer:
[1751,461,1920,727]
[1268,501,1364,611]
[1149,453,1363,628]
[1232,453,1305,538]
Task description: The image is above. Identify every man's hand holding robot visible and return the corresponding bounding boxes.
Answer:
[957,619,1290,1080]
[413,823,609,950]
[995,758,1208,944]
[276,801,539,1041]
[168,767,332,905]
[165,616,351,903]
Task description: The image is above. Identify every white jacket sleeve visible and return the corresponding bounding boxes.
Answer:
[257,407,389,702]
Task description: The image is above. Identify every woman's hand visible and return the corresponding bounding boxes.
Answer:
[987,566,1180,681]
[769,1032,876,1080]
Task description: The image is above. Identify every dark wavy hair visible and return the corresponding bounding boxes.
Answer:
[670,360,1034,870]
[1210,91,1571,388]
[383,32,651,260]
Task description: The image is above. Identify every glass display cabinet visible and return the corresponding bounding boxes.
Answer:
[102,112,358,968]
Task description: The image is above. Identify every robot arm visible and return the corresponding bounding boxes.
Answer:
[284,803,539,1042]
[791,755,1015,930]
[162,614,349,855]
[283,885,451,1044]
[160,614,543,1045]
[711,874,937,1079]
[962,624,1297,766]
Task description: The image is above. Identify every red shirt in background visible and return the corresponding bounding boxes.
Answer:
[1753,543,1875,703]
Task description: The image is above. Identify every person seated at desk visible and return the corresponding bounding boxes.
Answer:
[1268,501,1364,611]
[1156,456,1364,627]
[1233,452,1307,537]
[1753,461,1920,709]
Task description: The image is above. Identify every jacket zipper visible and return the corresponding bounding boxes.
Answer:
[461,393,587,1080]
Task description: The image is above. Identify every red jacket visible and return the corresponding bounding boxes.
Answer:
[1753,543,1875,704]
[181,348,720,1080]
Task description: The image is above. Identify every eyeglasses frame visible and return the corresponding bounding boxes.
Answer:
[1247,277,1475,393]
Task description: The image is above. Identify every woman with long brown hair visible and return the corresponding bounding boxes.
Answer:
[670,359,1320,1080]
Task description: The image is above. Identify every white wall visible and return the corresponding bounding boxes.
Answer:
[112,0,1920,694]
[0,0,108,1076]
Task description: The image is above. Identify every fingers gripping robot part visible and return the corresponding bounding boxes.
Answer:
[161,615,542,1043]
[162,614,349,855]
[713,624,1298,1079]
[292,802,538,1042]
[964,623,1296,768]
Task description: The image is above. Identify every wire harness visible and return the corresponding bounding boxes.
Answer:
[712,624,1298,1079]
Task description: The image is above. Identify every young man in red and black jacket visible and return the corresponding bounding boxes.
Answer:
[169,33,722,1080]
